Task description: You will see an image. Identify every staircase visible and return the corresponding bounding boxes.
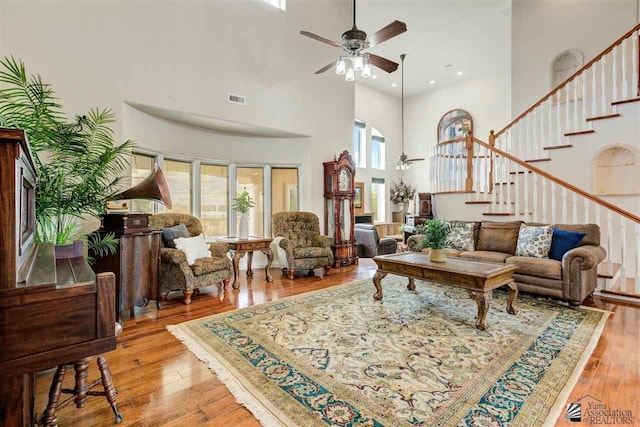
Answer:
[427,24,640,301]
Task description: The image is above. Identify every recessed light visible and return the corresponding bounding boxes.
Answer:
[444,64,453,68]
[372,75,378,79]
[457,71,463,76]
[391,83,398,87]
[429,80,436,84]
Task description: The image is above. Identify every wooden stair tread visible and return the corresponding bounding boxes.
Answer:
[495,182,515,185]
[598,262,621,279]
[543,144,573,150]
[465,201,492,205]
[586,113,620,121]
[600,278,640,299]
[509,171,533,175]
[482,212,531,216]
[564,129,595,137]
[611,97,640,106]
[525,158,551,163]
[431,190,475,195]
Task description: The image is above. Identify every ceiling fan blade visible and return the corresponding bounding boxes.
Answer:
[300,31,341,48]
[315,62,336,74]
[369,54,399,73]
[406,158,425,162]
[367,20,407,48]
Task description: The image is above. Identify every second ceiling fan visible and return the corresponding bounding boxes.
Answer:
[300,0,407,79]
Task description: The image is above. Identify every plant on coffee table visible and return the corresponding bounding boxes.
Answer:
[416,219,451,262]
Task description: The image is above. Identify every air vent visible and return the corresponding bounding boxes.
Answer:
[227,93,246,105]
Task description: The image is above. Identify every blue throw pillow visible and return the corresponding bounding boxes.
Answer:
[161,224,190,248]
[549,229,586,261]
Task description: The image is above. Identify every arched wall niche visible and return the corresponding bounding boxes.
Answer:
[551,49,583,104]
[593,143,640,195]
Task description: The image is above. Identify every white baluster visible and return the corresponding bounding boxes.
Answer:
[548,98,553,148]
[572,193,578,223]
[620,218,627,292]
[607,210,613,270]
[565,84,571,131]
[584,199,590,224]
[532,174,539,222]
[581,72,587,124]
[633,31,639,99]
[561,187,567,223]
[542,178,548,223]
[601,56,607,115]
[548,181,554,223]
[573,78,579,130]
[506,159,512,216]
[498,158,505,212]
[556,92,562,145]
[622,38,628,99]
[612,45,618,102]
[514,165,520,219]
[635,223,640,294]
[491,156,497,210]
[526,115,532,161]
[539,104,545,156]
[591,63,598,118]
[460,144,465,192]
[523,169,530,222]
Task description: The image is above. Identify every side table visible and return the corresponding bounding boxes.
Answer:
[215,236,274,289]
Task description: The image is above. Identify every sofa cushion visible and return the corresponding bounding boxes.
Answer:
[459,251,512,263]
[549,229,586,261]
[476,221,522,254]
[445,222,475,251]
[515,224,553,258]
[506,256,562,280]
[293,247,326,258]
[190,257,230,276]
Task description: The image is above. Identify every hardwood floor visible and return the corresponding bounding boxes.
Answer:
[34,259,640,426]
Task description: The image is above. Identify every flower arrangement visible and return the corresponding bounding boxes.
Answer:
[389,179,416,204]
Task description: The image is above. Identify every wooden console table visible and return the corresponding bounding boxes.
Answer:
[215,236,273,289]
[372,253,518,330]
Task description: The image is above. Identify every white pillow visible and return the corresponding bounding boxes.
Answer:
[174,234,211,265]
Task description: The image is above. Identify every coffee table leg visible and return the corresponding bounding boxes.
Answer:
[261,248,274,283]
[373,271,387,300]
[506,282,518,315]
[407,277,416,291]
[475,292,490,330]
[232,250,245,289]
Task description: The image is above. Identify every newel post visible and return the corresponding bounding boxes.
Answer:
[488,130,496,194]
[465,132,474,192]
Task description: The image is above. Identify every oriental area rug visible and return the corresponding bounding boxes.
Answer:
[168,276,608,427]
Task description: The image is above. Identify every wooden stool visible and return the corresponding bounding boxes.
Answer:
[40,324,123,426]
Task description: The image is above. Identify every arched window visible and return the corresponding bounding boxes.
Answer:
[437,109,472,143]
[593,144,640,195]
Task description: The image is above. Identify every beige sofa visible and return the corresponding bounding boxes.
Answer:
[407,221,606,307]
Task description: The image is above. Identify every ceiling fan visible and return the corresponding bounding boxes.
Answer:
[300,0,407,79]
[395,53,424,170]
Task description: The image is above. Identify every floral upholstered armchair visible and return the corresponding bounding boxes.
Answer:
[272,212,334,279]
[150,213,232,304]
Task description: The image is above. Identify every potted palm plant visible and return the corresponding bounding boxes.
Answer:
[231,188,255,240]
[416,219,451,262]
[0,56,134,259]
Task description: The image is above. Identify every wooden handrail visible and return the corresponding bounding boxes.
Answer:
[496,23,640,137]
[437,137,467,145]
[473,136,640,224]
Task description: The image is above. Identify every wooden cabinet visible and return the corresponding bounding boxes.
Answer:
[323,150,357,267]
[92,231,161,320]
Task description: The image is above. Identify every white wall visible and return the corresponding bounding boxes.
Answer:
[354,83,402,222]
[0,0,354,233]
[402,69,512,195]
[511,0,639,116]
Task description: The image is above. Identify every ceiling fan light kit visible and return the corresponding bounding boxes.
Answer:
[300,0,407,80]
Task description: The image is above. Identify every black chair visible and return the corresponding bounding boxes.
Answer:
[355,224,398,257]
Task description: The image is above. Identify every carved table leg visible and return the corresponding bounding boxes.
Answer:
[231,250,245,289]
[506,281,519,315]
[246,251,254,277]
[183,290,194,305]
[261,248,274,282]
[97,356,123,424]
[373,271,388,300]
[475,292,491,330]
[407,277,416,291]
[73,358,91,408]
[41,365,67,427]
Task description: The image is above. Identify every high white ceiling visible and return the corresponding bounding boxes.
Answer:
[311,0,511,98]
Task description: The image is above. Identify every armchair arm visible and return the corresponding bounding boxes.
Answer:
[160,247,189,265]
[208,242,229,258]
[562,245,606,271]
[278,237,295,267]
[312,234,334,248]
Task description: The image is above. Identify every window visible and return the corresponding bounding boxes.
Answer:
[237,167,264,237]
[201,165,228,236]
[164,159,192,214]
[353,120,366,167]
[371,128,385,170]
[130,153,155,213]
[371,178,386,222]
[264,0,285,10]
[272,168,299,214]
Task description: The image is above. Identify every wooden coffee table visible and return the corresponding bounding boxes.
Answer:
[372,252,518,330]
[215,236,274,289]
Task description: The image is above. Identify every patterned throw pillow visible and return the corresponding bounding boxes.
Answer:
[515,224,553,258]
[445,222,475,251]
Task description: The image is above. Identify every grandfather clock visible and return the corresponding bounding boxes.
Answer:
[323,150,357,267]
